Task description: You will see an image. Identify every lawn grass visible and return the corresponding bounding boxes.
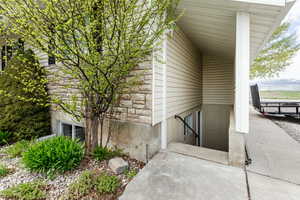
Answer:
[260,90,300,100]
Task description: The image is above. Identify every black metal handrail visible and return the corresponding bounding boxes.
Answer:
[174,115,200,146]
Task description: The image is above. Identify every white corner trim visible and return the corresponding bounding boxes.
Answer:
[161,33,168,149]
[235,12,250,134]
[152,49,156,126]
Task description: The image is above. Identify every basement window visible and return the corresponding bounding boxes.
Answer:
[59,121,85,142]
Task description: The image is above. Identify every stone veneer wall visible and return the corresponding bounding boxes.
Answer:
[113,60,152,125]
[46,60,157,162]
[46,60,153,126]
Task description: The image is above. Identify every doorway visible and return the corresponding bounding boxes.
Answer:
[195,111,202,146]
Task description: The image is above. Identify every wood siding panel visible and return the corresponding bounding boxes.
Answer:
[202,55,234,105]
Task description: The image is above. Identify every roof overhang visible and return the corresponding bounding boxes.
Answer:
[177,0,295,61]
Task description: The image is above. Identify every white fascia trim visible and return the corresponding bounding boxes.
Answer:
[231,0,287,6]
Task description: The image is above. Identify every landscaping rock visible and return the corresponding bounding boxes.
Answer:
[109,157,129,174]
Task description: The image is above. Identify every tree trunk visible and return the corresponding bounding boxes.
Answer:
[105,119,112,148]
[85,116,101,154]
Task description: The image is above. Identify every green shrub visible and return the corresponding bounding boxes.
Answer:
[0,49,51,143]
[64,170,95,200]
[22,136,84,174]
[64,171,121,199]
[92,146,123,161]
[0,164,12,177]
[4,140,32,158]
[95,173,120,194]
[125,169,138,179]
[0,131,12,146]
[0,181,46,200]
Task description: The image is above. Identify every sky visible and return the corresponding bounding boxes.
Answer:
[271,0,300,80]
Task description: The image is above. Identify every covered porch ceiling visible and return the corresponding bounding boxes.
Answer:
[177,0,295,62]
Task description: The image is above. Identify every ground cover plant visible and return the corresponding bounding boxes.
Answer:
[0,164,13,178]
[22,136,84,175]
[92,146,123,161]
[63,170,95,200]
[0,181,47,200]
[95,173,121,194]
[63,170,121,200]
[125,169,138,179]
[3,140,32,158]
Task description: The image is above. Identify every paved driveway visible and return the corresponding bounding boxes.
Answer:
[246,110,300,184]
[246,109,300,200]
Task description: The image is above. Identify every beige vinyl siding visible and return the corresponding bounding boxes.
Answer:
[25,44,48,67]
[35,50,48,67]
[166,28,202,118]
[202,55,234,105]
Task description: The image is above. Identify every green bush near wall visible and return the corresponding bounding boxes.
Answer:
[23,136,84,175]
[0,49,51,144]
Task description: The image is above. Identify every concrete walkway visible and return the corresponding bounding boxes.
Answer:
[120,151,248,200]
[246,110,300,185]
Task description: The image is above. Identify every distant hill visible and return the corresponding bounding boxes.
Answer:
[251,79,300,91]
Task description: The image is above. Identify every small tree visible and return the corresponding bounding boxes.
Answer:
[0,49,51,142]
[251,23,300,79]
[0,0,179,152]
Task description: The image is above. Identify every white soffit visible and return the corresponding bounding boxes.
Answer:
[177,0,295,61]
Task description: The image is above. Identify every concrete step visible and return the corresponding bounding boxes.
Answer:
[168,142,229,165]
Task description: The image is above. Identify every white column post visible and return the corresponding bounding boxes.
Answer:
[235,12,250,134]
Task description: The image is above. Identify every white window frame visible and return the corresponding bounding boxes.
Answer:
[58,120,85,140]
